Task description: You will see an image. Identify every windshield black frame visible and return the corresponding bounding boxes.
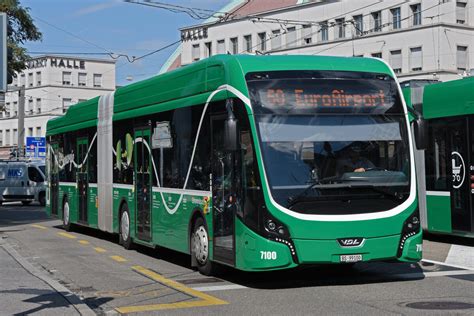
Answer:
[247,70,412,215]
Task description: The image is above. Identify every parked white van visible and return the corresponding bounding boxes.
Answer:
[0,160,46,206]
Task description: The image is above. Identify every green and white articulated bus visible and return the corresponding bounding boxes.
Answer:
[403,78,474,238]
[46,55,423,274]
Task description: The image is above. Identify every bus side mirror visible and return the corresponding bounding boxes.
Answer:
[413,118,427,150]
[224,117,239,151]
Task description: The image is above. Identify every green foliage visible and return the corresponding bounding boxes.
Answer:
[0,0,42,73]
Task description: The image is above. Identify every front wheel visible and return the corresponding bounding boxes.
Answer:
[63,197,72,231]
[119,204,133,250]
[192,217,215,276]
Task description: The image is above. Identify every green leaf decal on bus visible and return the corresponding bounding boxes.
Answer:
[116,140,122,171]
[126,133,133,165]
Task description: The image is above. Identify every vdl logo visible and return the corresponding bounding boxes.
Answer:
[337,237,365,247]
[451,151,465,189]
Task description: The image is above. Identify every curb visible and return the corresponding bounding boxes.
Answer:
[1,241,96,316]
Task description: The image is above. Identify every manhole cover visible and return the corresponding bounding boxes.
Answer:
[406,301,474,310]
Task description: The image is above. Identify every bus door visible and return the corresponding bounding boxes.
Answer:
[134,128,152,241]
[449,119,472,233]
[211,115,237,265]
[77,137,89,224]
[50,143,59,216]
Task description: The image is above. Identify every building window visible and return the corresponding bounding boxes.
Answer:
[192,44,200,61]
[335,18,345,39]
[28,127,33,137]
[411,4,422,26]
[244,35,252,52]
[456,1,467,24]
[93,74,102,88]
[36,71,41,86]
[13,129,17,145]
[78,73,87,86]
[286,27,296,48]
[62,98,72,113]
[271,30,281,50]
[302,25,312,44]
[28,99,33,115]
[20,74,25,87]
[390,50,402,74]
[36,98,41,114]
[391,8,401,29]
[372,11,382,32]
[204,42,212,57]
[258,32,267,52]
[230,37,238,54]
[78,99,87,103]
[353,15,363,36]
[13,101,17,116]
[217,40,225,54]
[410,46,423,71]
[372,52,382,58]
[36,127,41,137]
[5,130,10,145]
[0,131,2,146]
[28,73,33,87]
[62,71,72,85]
[320,21,328,41]
[457,45,468,71]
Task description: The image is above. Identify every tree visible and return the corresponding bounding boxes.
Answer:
[0,0,42,77]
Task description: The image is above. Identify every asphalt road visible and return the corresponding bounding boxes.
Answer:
[0,203,473,315]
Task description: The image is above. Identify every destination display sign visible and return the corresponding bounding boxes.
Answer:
[248,78,399,114]
[264,88,387,108]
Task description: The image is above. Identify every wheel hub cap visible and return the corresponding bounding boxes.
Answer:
[193,226,208,265]
[121,212,130,241]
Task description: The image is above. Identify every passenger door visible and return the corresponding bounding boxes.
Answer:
[211,115,237,265]
[448,118,472,233]
[50,143,59,216]
[77,137,89,224]
[134,128,152,242]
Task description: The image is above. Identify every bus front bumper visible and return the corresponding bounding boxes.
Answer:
[235,220,422,271]
[292,230,422,264]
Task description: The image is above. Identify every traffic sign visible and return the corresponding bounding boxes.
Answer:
[26,137,46,159]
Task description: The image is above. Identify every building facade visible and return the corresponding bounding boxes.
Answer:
[0,55,115,159]
[169,0,473,82]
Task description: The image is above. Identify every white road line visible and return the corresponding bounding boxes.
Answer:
[191,284,248,292]
[445,245,474,270]
[422,259,474,271]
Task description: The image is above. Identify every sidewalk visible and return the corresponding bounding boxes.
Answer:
[0,237,93,316]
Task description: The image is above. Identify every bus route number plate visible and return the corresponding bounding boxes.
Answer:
[340,254,362,263]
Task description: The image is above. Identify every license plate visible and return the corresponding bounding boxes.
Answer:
[340,254,363,263]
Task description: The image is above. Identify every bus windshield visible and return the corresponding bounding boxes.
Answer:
[247,71,411,215]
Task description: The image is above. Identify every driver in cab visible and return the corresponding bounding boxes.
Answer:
[337,143,375,174]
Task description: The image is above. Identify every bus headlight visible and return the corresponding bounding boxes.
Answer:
[397,208,421,257]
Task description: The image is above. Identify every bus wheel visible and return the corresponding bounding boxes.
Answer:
[120,204,133,250]
[192,217,214,276]
[39,192,46,206]
[63,197,71,231]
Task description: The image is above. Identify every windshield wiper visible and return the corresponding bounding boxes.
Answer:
[286,176,338,208]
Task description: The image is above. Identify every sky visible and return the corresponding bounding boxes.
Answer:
[22,0,229,86]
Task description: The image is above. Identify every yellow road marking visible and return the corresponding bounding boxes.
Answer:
[110,255,127,262]
[57,232,76,239]
[115,265,227,313]
[78,240,90,245]
[94,247,107,253]
[30,224,47,230]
